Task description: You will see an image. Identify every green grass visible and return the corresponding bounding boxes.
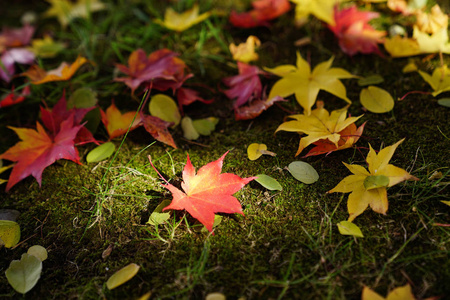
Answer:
[1,0,450,299]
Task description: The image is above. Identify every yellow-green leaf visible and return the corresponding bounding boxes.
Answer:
[358,75,384,86]
[360,86,394,113]
[337,221,364,238]
[106,263,140,290]
[86,142,115,163]
[0,220,20,248]
[153,4,211,32]
[255,174,282,191]
[147,200,171,226]
[5,253,42,294]
[192,117,219,136]
[181,116,199,140]
[27,245,48,262]
[149,94,181,127]
[67,88,98,109]
[364,175,390,190]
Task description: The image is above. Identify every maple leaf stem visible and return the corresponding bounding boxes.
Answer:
[399,90,431,101]
[148,155,170,185]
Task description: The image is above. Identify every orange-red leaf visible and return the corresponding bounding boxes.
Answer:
[140,114,177,149]
[0,86,30,108]
[100,102,141,140]
[0,114,83,191]
[160,152,255,233]
[229,0,291,28]
[21,56,89,84]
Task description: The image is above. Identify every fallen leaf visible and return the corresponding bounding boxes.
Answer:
[290,0,338,26]
[0,23,35,50]
[255,174,282,191]
[181,116,199,140]
[418,64,450,96]
[140,114,177,148]
[357,75,384,86]
[22,56,89,84]
[0,220,20,248]
[201,215,222,233]
[337,220,364,238]
[192,117,219,136]
[115,48,192,94]
[86,142,115,163]
[287,161,319,184]
[205,292,227,300]
[67,87,98,109]
[362,284,415,300]
[5,253,42,294]
[437,98,450,107]
[153,4,211,32]
[229,35,261,63]
[100,102,141,140]
[154,152,255,233]
[229,0,291,28]
[328,5,386,56]
[176,87,213,112]
[0,114,83,192]
[328,139,419,221]
[223,62,265,109]
[31,35,65,58]
[1,48,36,83]
[147,200,172,226]
[415,4,448,35]
[360,86,395,113]
[0,86,30,108]
[234,95,285,120]
[27,245,48,262]
[266,52,356,115]
[247,143,276,160]
[44,0,106,28]
[106,263,140,290]
[276,101,363,156]
[149,94,181,127]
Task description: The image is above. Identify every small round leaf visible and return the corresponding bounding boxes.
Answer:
[437,98,450,108]
[27,245,48,262]
[86,142,115,163]
[67,88,98,108]
[363,175,389,190]
[287,161,319,184]
[0,220,20,248]
[181,116,200,140]
[149,94,181,127]
[247,143,267,161]
[360,86,394,113]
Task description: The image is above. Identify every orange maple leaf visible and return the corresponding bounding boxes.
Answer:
[100,102,142,140]
[21,56,89,84]
[0,114,83,191]
[153,152,255,233]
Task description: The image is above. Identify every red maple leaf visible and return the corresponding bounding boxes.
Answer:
[115,48,192,93]
[151,152,255,233]
[328,5,386,56]
[0,114,83,191]
[140,114,177,149]
[0,86,30,108]
[40,93,97,145]
[223,62,266,108]
[234,95,285,120]
[229,0,291,28]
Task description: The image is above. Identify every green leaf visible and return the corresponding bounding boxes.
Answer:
[67,88,98,108]
[181,116,200,140]
[364,175,389,190]
[192,117,219,136]
[437,98,450,108]
[27,245,48,262]
[106,263,140,290]
[86,142,115,163]
[337,221,364,238]
[255,174,282,191]
[147,200,172,226]
[0,220,20,248]
[357,75,384,86]
[360,86,394,113]
[149,94,181,127]
[287,161,319,184]
[5,253,42,294]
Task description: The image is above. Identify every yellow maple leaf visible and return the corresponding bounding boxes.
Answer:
[229,35,261,63]
[30,35,66,58]
[21,56,89,84]
[265,52,356,115]
[276,101,363,156]
[290,0,340,26]
[44,0,106,28]
[153,4,211,32]
[418,64,450,97]
[362,284,415,300]
[328,139,418,221]
[100,102,141,140]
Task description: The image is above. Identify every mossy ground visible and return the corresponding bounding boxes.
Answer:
[0,0,449,299]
